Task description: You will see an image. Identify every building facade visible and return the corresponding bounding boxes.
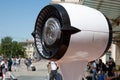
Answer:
[20,40,35,58]
[20,39,41,61]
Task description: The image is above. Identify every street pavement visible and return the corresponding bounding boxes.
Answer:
[11,59,49,80]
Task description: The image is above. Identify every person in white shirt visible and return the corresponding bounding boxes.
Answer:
[0,58,8,80]
[47,61,59,80]
[15,57,20,71]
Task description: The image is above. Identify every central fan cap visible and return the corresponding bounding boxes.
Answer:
[42,18,61,46]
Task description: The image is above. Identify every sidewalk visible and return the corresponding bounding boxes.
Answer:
[11,60,49,80]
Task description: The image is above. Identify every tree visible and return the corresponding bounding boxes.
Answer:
[11,41,26,57]
[0,36,26,57]
[0,36,12,57]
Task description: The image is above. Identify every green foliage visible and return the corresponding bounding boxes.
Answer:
[0,36,26,58]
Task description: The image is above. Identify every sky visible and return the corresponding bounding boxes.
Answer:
[0,0,51,42]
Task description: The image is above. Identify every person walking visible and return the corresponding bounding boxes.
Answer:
[47,61,59,80]
[24,58,32,70]
[8,57,13,71]
[16,57,20,71]
[0,58,8,80]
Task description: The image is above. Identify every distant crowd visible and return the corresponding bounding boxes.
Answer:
[84,57,120,80]
[0,57,33,80]
[0,56,120,80]
[0,57,20,80]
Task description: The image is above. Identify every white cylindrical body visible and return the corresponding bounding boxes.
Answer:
[56,3,111,80]
[33,3,111,80]
[58,3,110,63]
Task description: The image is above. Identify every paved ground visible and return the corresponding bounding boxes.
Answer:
[11,60,49,80]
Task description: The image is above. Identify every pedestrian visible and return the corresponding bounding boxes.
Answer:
[8,57,13,71]
[47,61,59,80]
[0,58,8,80]
[91,60,97,80]
[107,57,116,78]
[24,58,32,70]
[85,62,92,80]
[97,59,107,80]
[16,57,20,71]
[12,57,16,71]
[47,61,51,79]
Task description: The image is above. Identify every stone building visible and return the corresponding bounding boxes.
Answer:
[20,40,35,58]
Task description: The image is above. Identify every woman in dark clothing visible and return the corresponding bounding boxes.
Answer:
[0,64,2,77]
[8,57,13,71]
[107,57,116,77]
